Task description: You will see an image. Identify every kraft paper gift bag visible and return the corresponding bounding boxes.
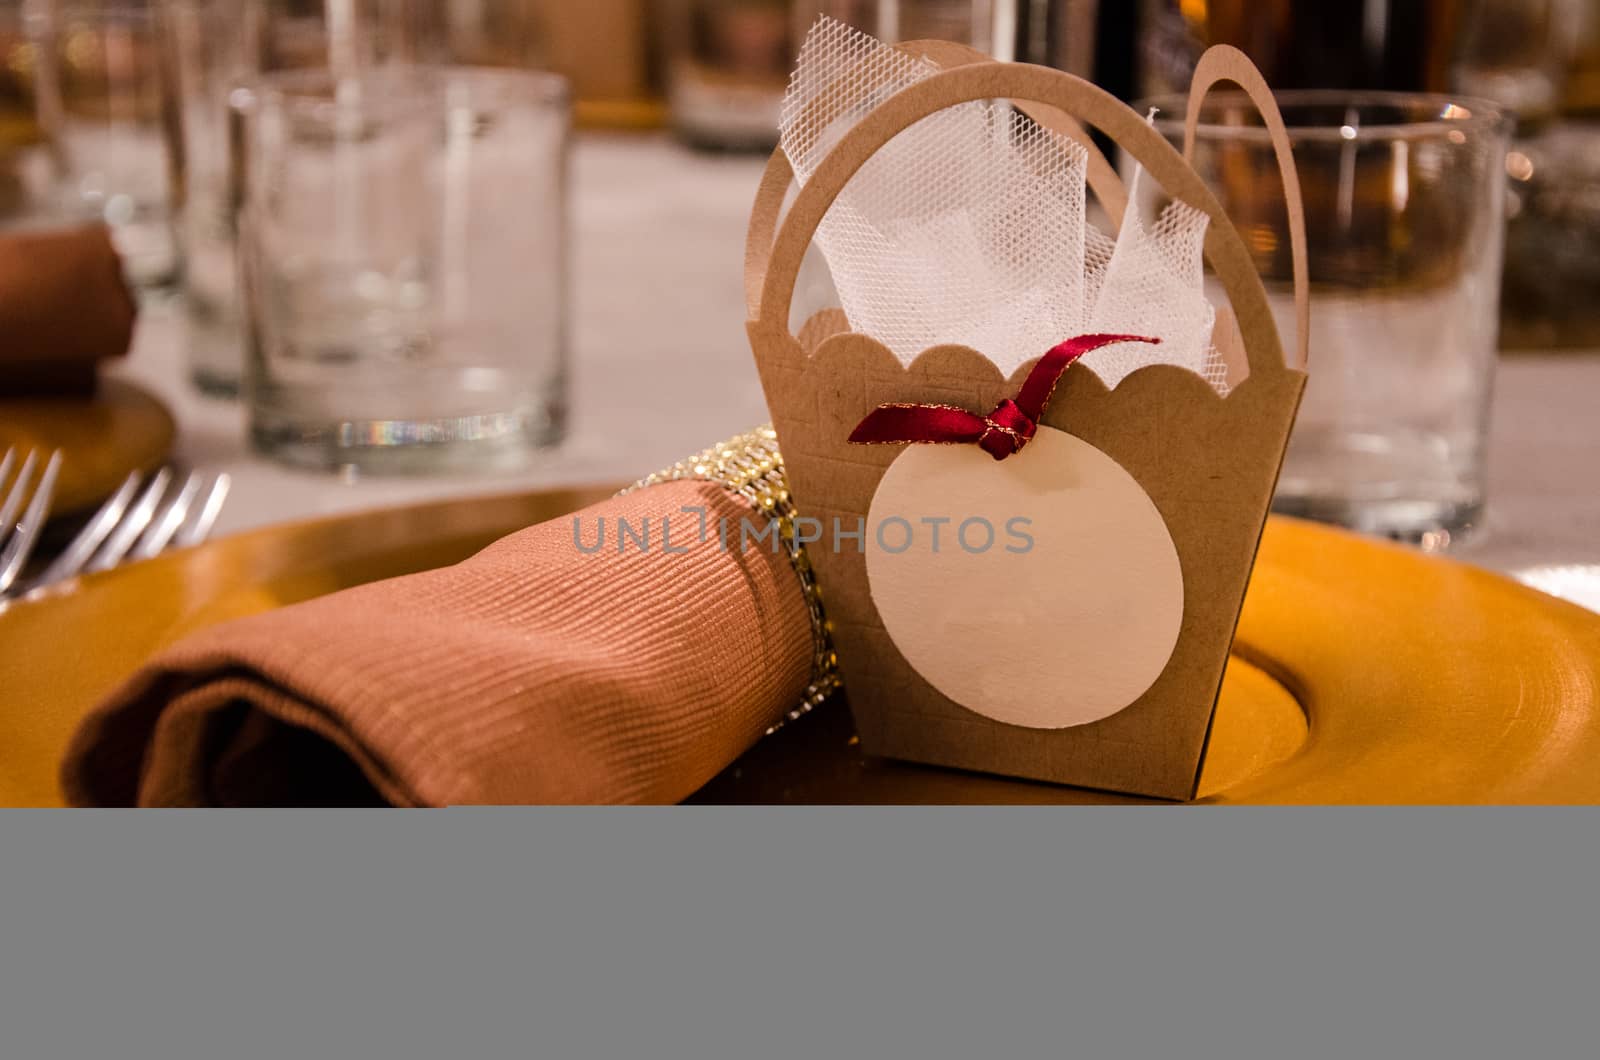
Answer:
[744,21,1310,800]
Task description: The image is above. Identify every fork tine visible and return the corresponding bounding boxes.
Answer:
[86,468,172,574]
[0,449,40,533]
[32,470,144,590]
[0,451,62,594]
[0,448,16,496]
[173,473,231,549]
[131,473,203,561]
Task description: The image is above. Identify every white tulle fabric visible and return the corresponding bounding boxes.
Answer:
[781,17,1227,392]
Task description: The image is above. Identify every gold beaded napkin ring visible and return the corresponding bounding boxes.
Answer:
[621,426,842,733]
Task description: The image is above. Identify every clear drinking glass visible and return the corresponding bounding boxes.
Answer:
[254,0,423,73]
[234,66,570,473]
[164,0,390,396]
[31,0,177,288]
[1143,91,1513,548]
[163,0,546,396]
[380,0,545,68]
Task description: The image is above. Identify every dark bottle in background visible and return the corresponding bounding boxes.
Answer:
[1138,0,1467,97]
[1127,0,1600,351]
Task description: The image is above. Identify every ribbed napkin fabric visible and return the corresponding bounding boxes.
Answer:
[0,222,137,396]
[61,480,816,806]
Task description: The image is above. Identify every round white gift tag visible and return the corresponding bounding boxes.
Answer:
[864,426,1184,729]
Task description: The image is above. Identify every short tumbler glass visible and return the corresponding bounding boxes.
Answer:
[234,66,570,473]
[167,1,548,397]
[1146,91,1512,547]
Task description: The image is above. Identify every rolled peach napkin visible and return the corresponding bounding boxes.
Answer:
[0,222,137,396]
[62,480,816,806]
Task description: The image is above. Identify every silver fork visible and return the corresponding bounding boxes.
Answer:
[0,448,65,596]
[28,468,232,594]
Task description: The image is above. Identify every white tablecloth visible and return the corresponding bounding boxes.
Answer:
[112,134,1600,578]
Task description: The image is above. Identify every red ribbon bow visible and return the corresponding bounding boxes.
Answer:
[848,334,1160,460]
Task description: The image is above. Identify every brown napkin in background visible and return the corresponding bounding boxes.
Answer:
[0,222,137,396]
[61,480,816,806]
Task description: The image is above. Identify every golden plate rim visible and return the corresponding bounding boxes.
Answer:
[3,487,1599,806]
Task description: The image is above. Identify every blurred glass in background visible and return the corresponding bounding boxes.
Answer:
[1454,0,1574,123]
[163,0,260,395]
[658,0,795,150]
[14,0,179,289]
[1139,0,1468,96]
[1492,0,1600,348]
[660,1,1099,150]
[163,0,555,397]
[1138,0,1600,350]
[165,0,409,397]
[234,65,570,473]
[1142,92,1511,547]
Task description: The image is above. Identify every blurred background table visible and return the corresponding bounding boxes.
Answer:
[109,133,1600,576]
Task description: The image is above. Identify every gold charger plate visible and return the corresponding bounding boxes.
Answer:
[0,378,176,517]
[3,488,1598,806]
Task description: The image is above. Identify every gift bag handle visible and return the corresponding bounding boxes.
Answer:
[895,40,1131,234]
[745,42,1132,323]
[750,57,1303,381]
[1184,46,1309,370]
